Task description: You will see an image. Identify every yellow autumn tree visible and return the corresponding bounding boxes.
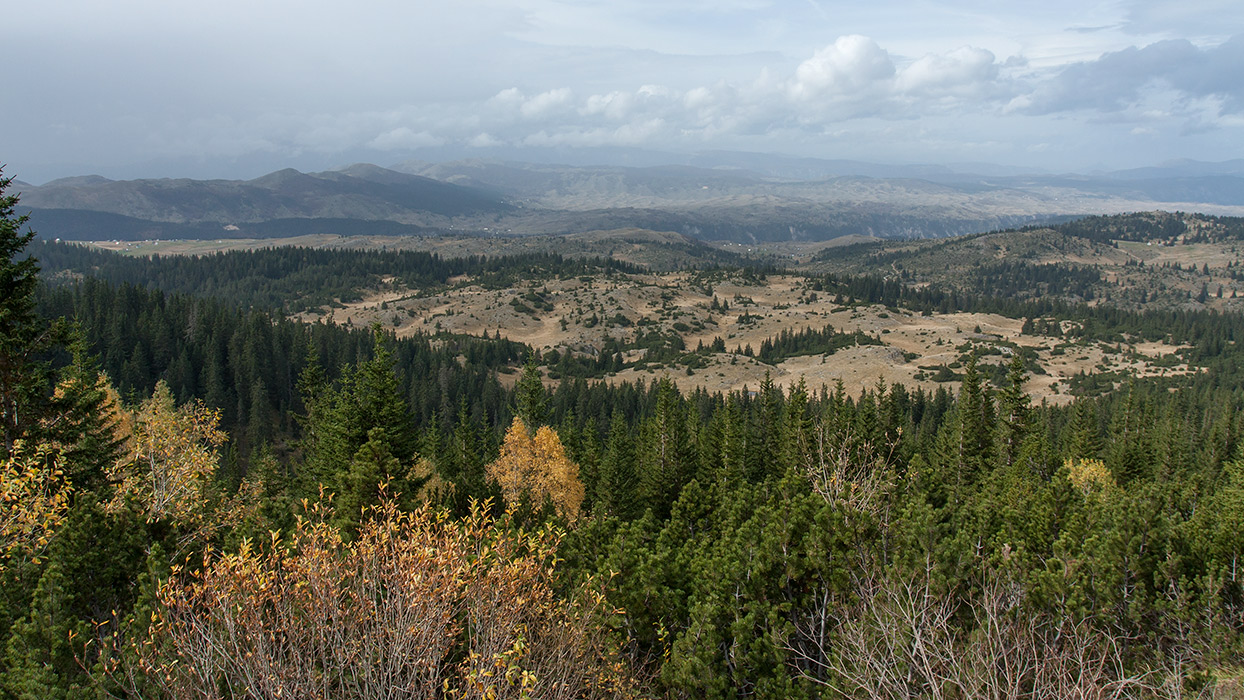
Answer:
[0,440,70,569]
[108,381,226,526]
[1065,457,1115,498]
[487,418,585,520]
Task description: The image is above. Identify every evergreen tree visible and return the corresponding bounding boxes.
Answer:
[296,329,417,501]
[43,329,125,492]
[334,427,402,533]
[597,413,638,519]
[718,393,747,479]
[2,501,146,698]
[996,354,1031,468]
[514,356,548,429]
[784,379,815,473]
[640,377,695,518]
[952,355,994,492]
[445,397,490,512]
[0,170,57,453]
[1067,399,1103,460]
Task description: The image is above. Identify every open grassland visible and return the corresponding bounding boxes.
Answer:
[298,270,1192,404]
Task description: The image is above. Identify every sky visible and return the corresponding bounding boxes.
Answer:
[3,0,1243,183]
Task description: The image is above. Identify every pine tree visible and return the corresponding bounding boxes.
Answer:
[719,394,747,479]
[42,329,125,493]
[1067,399,1103,460]
[953,355,994,491]
[2,501,146,697]
[334,427,402,534]
[514,356,547,429]
[295,329,417,502]
[640,377,694,518]
[0,170,57,453]
[445,397,489,512]
[598,413,638,519]
[783,379,814,473]
[996,354,1031,468]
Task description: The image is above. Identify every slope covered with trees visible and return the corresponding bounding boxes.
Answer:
[3,167,1244,698]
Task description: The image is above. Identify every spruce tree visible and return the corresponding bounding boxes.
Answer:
[598,412,638,519]
[514,356,547,430]
[996,354,1031,468]
[640,377,694,518]
[1067,399,1103,459]
[0,170,55,453]
[954,355,994,491]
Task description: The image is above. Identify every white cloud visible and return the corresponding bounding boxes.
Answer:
[581,91,635,120]
[469,132,503,148]
[520,88,575,118]
[790,35,895,100]
[490,88,526,109]
[895,47,999,97]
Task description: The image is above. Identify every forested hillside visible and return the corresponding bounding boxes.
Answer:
[4,169,1244,698]
[813,211,1244,312]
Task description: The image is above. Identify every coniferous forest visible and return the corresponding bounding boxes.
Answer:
[4,168,1244,699]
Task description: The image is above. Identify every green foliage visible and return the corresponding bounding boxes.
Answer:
[297,328,419,507]
[514,357,548,429]
[6,194,1244,695]
[0,171,59,452]
[2,501,147,698]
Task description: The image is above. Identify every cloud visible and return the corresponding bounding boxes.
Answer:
[895,47,999,97]
[454,38,1017,150]
[790,35,895,100]
[468,132,503,148]
[581,91,635,120]
[1019,35,1244,116]
[520,88,575,118]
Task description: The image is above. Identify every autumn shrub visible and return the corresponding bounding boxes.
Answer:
[125,496,642,699]
[0,440,70,569]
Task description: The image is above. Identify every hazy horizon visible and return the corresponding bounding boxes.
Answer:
[5,1,1242,184]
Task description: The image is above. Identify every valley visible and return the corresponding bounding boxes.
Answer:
[63,210,1239,408]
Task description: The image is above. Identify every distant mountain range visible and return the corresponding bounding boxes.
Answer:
[15,155,1244,243]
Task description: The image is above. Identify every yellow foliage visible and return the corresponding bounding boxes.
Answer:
[107,381,225,526]
[1066,458,1115,497]
[128,497,641,699]
[487,418,585,520]
[0,440,70,569]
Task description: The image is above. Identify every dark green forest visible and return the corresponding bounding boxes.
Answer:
[4,171,1244,698]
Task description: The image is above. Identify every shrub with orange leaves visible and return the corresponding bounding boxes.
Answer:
[125,495,642,699]
[487,418,585,520]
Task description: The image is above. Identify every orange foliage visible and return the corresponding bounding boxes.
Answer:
[126,496,641,699]
[487,418,585,520]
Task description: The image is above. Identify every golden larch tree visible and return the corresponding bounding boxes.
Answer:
[488,418,585,520]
